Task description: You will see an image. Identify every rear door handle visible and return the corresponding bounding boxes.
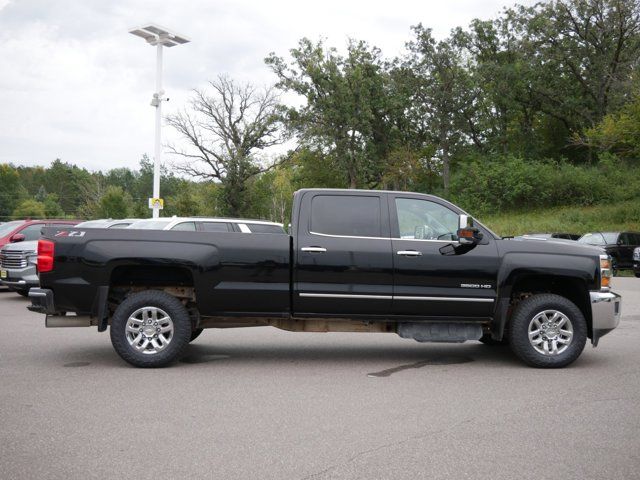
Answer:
[397,250,422,257]
[301,247,327,253]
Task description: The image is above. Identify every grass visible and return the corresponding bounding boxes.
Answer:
[477,199,640,237]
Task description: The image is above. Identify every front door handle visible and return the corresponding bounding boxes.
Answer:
[397,250,422,257]
[301,247,327,253]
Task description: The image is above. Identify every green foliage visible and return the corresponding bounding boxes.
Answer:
[97,186,131,219]
[0,164,26,220]
[267,39,396,188]
[482,199,640,237]
[13,199,46,219]
[43,194,65,218]
[450,154,639,214]
[582,93,640,160]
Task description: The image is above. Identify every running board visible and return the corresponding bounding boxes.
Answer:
[45,315,97,328]
[397,322,483,343]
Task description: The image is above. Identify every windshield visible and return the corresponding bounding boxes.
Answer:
[128,219,172,230]
[578,232,618,245]
[0,220,26,237]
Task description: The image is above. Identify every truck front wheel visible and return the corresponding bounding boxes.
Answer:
[508,294,587,368]
[110,290,191,368]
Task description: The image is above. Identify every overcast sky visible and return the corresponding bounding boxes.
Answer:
[0,0,536,173]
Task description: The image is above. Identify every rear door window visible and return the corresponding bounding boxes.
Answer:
[310,195,382,238]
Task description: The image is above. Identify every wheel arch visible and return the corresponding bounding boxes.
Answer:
[493,272,592,341]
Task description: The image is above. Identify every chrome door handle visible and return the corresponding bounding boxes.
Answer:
[397,250,422,257]
[301,247,327,253]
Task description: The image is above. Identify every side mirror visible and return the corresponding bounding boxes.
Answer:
[10,233,25,243]
[457,227,483,246]
[457,215,483,246]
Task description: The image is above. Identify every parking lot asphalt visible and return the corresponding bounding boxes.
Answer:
[0,278,638,480]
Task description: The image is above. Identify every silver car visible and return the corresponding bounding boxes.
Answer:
[0,240,39,297]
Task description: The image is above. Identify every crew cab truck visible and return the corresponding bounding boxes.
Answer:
[28,189,621,368]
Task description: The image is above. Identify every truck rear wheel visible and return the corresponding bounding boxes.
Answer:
[508,294,587,368]
[110,290,191,368]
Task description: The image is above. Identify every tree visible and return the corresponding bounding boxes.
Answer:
[405,26,476,194]
[520,0,640,130]
[580,92,640,160]
[266,39,393,188]
[43,193,65,218]
[0,164,26,221]
[97,186,131,219]
[45,159,95,215]
[13,200,45,219]
[167,75,286,216]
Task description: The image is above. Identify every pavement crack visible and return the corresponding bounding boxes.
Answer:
[299,418,476,480]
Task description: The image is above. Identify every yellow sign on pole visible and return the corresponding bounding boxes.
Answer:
[148,198,164,210]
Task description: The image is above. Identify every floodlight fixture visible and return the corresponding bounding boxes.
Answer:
[129,24,190,218]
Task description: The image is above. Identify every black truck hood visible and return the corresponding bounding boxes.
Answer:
[498,237,605,257]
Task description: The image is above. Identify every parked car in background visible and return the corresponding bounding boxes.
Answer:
[127,217,286,234]
[578,232,640,275]
[0,219,80,248]
[633,247,640,278]
[0,241,39,296]
[519,232,580,240]
[0,219,79,295]
[75,219,141,229]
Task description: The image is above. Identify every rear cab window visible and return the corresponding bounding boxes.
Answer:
[310,195,382,238]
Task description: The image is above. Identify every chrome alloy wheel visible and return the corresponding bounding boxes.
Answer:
[125,306,174,355]
[528,310,573,356]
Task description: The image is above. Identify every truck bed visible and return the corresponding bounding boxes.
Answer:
[39,227,292,317]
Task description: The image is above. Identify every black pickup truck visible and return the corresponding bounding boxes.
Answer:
[28,189,621,368]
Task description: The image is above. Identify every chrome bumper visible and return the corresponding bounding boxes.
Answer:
[590,291,621,346]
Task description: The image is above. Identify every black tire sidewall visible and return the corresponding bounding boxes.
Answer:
[110,290,191,368]
[508,294,587,368]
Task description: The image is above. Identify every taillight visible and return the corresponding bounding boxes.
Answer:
[37,239,55,273]
[600,255,611,289]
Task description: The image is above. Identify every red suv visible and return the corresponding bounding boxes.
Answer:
[0,219,80,248]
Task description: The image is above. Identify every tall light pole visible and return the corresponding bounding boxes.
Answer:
[129,24,190,218]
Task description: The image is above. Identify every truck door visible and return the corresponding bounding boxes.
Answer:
[293,191,393,316]
[389,195,499,318]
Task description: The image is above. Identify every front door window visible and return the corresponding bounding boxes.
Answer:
[395,198,458,241]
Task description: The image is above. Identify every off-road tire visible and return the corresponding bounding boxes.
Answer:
[508,294,587,368]
[110,290,191,368]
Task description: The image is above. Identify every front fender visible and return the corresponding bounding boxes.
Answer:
[491,252,599,340]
